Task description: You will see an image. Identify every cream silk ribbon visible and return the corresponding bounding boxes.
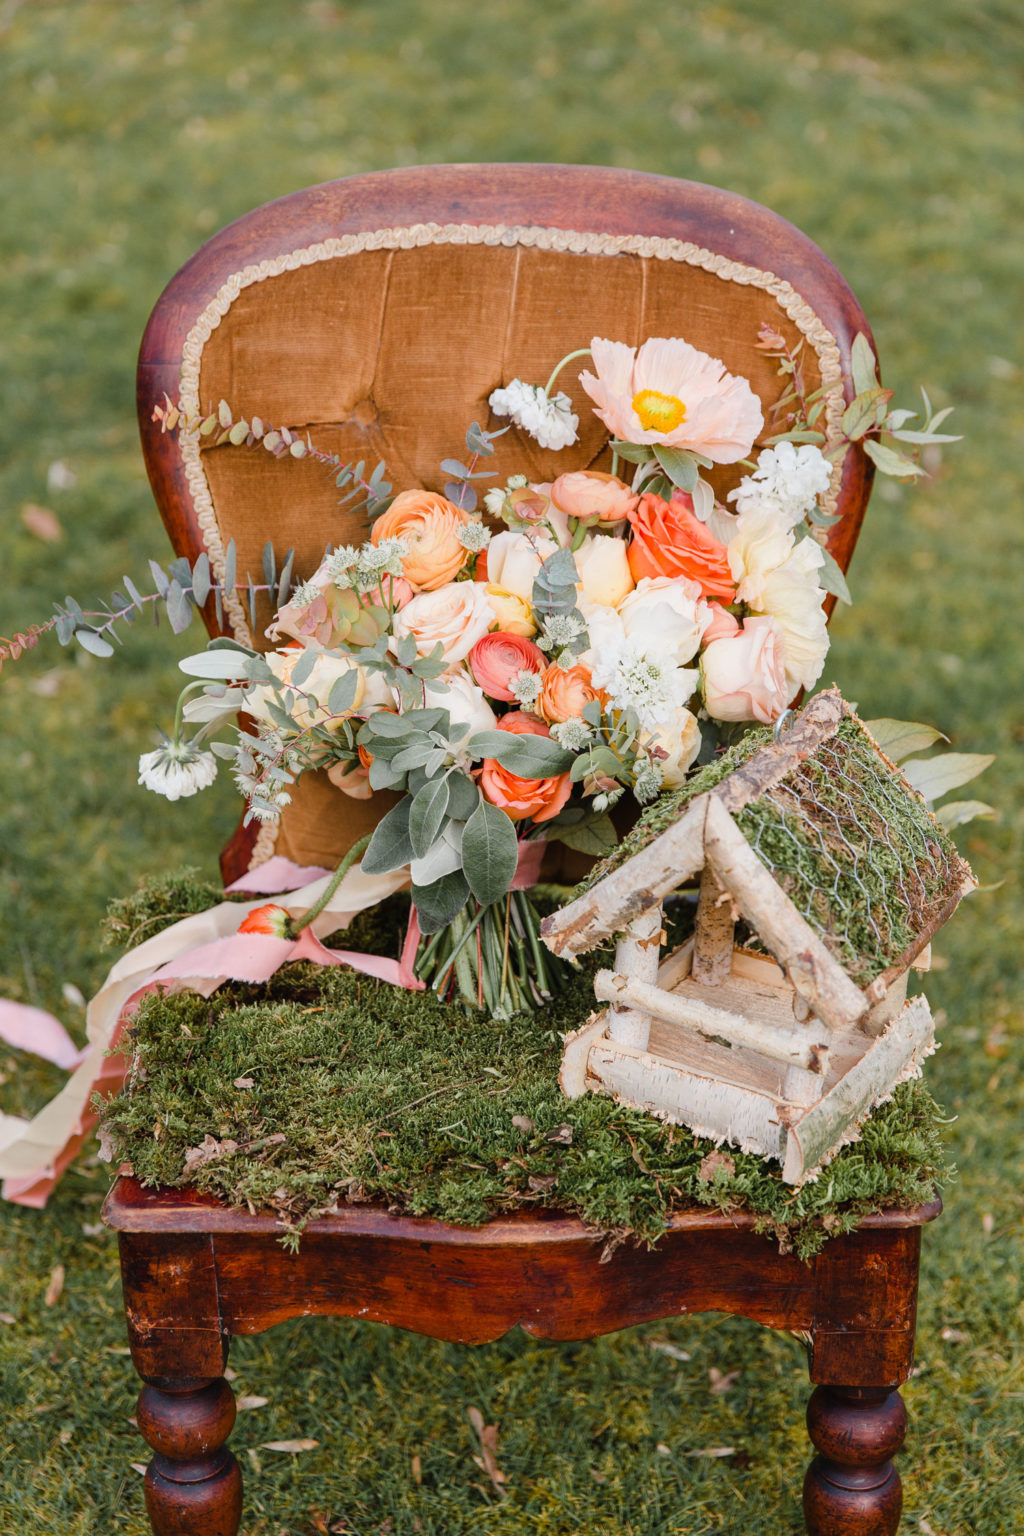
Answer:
[0,861,411,1206]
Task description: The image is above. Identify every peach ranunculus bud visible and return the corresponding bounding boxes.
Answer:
[391,582,496,666]
[550,470,639,527]
[507,485,552,524]
[627,491,737,602]
[478,712,573,824]
[371,490,472,591]
[238,903,291,937]
[579,336,763,463]
[703,601,741,644]
[574,534,635,607]
[538,663,604,724]
[701,616,789,725]
[469,632,547,703]
[485,583,536,636]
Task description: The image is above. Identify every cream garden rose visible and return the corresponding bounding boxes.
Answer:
[246,648,366,733]
[485,530,559,601]
[391,582,496,665]
[421,670,498,741]
[640,704,702,787]
[617,576,711,668]
[701,616,789,724]
[574,534,635,607]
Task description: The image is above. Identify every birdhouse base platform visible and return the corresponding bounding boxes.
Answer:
[559,945,936,1185]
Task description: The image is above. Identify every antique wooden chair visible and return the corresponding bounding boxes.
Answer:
[104,163,933,1535]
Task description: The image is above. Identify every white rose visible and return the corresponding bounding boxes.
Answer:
[573,534,635,607]
[575,591,625,672]
[246,648,365,733]
[640,705,702,788]
[756,538,829,691]
[727,506,795,609]
[617,576,711,667]
[391,581,496,665]
[421,670,497,743]
[486,530,559,601]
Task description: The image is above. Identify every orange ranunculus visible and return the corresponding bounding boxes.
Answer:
[469,632,547,703]
[371,490,471,591]
[478,712,572,824]
[627,491,736,602]
[537,663,604,724]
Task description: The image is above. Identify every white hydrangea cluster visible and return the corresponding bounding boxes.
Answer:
[728,442,833,528]
[488,379,579,451]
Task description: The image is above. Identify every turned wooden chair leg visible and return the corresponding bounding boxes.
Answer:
[803,1385,906,1536]
[136,1376,243,1536]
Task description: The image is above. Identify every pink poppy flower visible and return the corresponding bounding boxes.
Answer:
[579,337,764,464]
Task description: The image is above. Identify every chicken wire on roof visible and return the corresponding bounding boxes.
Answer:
[734,717,967,985]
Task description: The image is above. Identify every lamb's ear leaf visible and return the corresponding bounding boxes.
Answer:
[461,799,518,907]
[412,871,471,934]
[361,795,414,874]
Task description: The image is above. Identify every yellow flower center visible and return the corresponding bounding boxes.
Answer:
[632,389,687,434]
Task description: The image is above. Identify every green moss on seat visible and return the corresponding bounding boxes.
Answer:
[99,878,950,1258]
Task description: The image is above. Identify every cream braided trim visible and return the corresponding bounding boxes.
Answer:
[174,220,845,867]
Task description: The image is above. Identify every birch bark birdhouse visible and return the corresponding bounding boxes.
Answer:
[540,689,976,1184]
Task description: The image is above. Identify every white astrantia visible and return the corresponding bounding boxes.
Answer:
[456,519,491,552]
[550,716,592,750]
[728,441,833,529]
[589,637,698,733]
[138,741,218,801]
[488,379,579,450]
[289,579,321,610]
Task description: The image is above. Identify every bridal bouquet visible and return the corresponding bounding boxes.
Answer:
[6,329,959,1017]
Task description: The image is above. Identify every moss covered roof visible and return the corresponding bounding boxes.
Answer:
[572,714,968,987]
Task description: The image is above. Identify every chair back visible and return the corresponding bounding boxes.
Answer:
[138,164,875,879]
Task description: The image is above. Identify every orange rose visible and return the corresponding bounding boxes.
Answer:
[478,712,572,824]
[371,490,471,591]
[627,491,736,602]
[538,663,604,724]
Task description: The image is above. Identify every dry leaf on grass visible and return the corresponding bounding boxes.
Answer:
[44,1264,65,1307]
[648,1338,691,1362]
[234,1076,255,1089]
[131,1462,148,1476]
[411,1452,422,1485]
[20,503,63,541]
[684,1446,736,1458]
[707,1367,741,1394]
[0,1312,16,1325]
[919,1519,948,1536]
[467,1407,506,1497]
[260,1438,319,1453]
[237,1395,269,1410]
[941,1326,969,1343]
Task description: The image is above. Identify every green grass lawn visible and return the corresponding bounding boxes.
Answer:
[1,2,1022,1531]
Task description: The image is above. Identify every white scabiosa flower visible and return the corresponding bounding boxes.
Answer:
[590,638,698,734]
[138,741,218,801]
[728,442,833,528]
[489,379,579,451]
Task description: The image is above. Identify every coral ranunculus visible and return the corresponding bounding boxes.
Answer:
[469,632,547,703]
[371,489,471,591]
[478,712,572,824]
[538,663,604,724]
[579,336,763,463]
[627,491,737,602]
